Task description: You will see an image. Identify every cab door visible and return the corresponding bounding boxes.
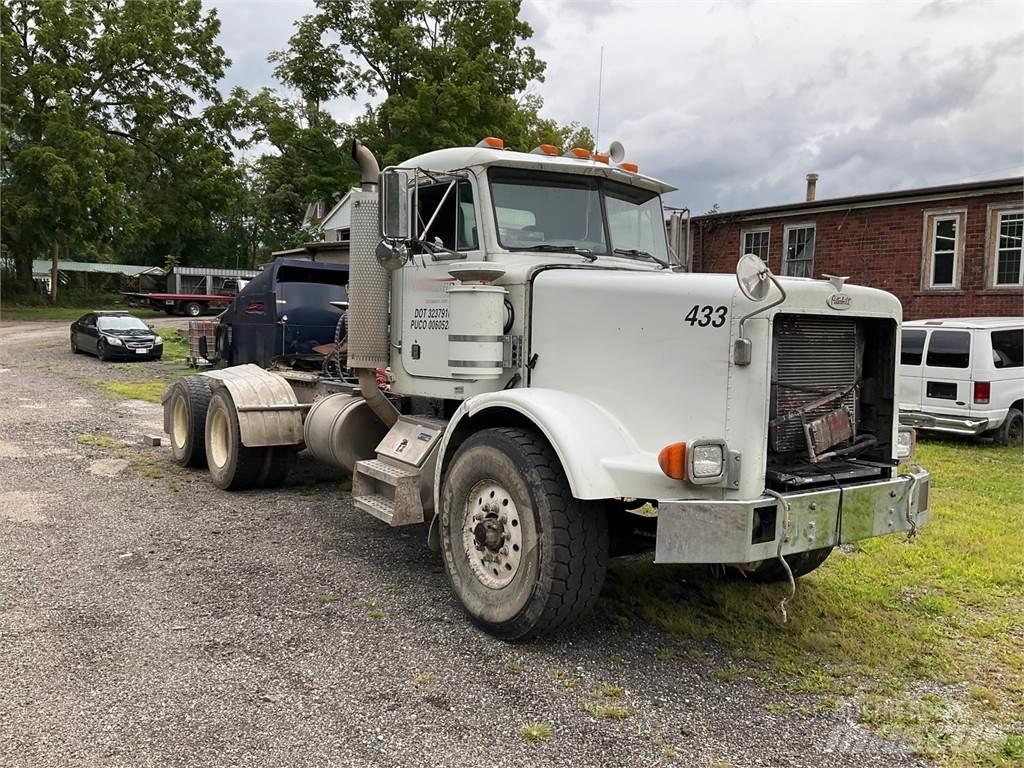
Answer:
[398,178,480,379]
[920,329,972,415]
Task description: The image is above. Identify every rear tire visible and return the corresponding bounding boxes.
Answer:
[167,377,212,468]
[996,408,1023,446]
[204,388,263,490]
[439,427,609,640]
[183,302,202,317]
[741,546,833,583]
[257,445,298,487]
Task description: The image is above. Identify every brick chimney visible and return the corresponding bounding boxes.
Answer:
[806,173,819,202]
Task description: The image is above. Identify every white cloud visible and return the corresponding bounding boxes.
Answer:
[208,0,1024,211]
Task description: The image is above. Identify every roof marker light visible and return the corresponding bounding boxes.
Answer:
[477,137,504,149]
[565,147,591,160]
[618,161,639,173]
[592,152,609,164]
[531,144,560,156]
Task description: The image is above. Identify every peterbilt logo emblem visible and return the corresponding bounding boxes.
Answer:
[826,292,852,310]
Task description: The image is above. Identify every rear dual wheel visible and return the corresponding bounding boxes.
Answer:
[204,389,298,490]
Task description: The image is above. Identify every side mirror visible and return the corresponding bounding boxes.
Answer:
[736,253,773,301]
[733,253,787,367]
[380,168,411,240]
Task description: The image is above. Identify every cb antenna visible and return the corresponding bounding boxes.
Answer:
[595,46,604,150]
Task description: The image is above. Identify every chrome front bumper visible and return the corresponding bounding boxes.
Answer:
[654,467,930,564]
[900,410,989,435]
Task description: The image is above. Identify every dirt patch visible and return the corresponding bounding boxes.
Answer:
[0,490,57,524]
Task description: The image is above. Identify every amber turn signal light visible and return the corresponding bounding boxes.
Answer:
[658,443,687,480]
[619,161,639,173]
[477,137,505,149]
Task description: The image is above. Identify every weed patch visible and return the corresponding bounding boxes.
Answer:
[598,441,1023,764]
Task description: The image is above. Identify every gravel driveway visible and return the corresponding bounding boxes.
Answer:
[0,320,931,768]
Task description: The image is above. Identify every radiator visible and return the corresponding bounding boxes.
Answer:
[770,315,858,453]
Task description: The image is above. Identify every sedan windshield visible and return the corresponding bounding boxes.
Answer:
[98,316,149,331]
[488,168,668,261]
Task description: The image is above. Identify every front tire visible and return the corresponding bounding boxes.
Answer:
[204,388,263,490]
[741,546,833,583]
[70,335,80,354]
[96,339,109,361]
[183,302,202,317]
[167,377,212,467]
[439,427,609,640]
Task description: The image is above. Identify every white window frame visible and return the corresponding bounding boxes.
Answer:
[921,207,966,291]
[928,215,960,288]
[994,209,1023,287]
[741,227,770,261]
[782,223,816,278]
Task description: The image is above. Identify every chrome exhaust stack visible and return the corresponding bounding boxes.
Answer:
[347,140,398,427]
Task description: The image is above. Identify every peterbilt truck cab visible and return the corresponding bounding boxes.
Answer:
[163,138,929,640]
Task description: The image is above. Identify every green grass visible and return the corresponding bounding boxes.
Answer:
[1,303,165,322]
[158,329,190,365]
[518,722,553,743]
[601,440,1024,765]
[95,379,169,403]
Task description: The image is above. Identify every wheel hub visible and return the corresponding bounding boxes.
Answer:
[462,480,524,590]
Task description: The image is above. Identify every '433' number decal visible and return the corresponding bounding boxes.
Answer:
[684,305,728,328]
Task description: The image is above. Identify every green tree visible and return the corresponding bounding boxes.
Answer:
[1,0,234,293]
[271,0,588,167]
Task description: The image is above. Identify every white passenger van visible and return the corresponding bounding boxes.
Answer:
[899,318,1023,444]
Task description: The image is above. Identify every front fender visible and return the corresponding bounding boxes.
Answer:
[434,388,642,506]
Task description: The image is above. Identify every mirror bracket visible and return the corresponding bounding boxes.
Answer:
[733,253,787,367]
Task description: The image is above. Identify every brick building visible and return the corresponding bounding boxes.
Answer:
[689,176,1023,320]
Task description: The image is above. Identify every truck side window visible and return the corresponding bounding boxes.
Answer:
[991,329,1023,369]
[900,329,926,365]
[925,330,970,368]
[416,181,477,251]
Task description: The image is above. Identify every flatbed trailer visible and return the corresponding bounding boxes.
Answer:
[125,292,234,317]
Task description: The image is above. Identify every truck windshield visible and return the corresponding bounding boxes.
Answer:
[488,168,667,262]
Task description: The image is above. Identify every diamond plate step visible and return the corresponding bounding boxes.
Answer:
[357,458,418,487]
[353,493,397,525]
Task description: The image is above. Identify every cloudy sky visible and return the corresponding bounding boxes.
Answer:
[210,0,1024,212]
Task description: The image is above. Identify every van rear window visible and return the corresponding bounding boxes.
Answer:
[900,330,927,365]
[991,329,1023,369]
[926,330,970,368]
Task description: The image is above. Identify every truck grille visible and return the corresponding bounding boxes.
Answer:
[770,315,858,453]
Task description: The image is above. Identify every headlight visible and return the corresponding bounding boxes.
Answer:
[153,336,163,345]
[104,335,123,346]
[896,427,916,461]
[687,439,727,484]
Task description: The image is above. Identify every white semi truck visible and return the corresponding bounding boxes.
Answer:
[163,138,929,639]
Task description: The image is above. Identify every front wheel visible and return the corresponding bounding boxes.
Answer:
[439,427,609,640]
[96,339,109,361]
[183,302,202,317]
[740,546,833,583]
[70,335,80,354]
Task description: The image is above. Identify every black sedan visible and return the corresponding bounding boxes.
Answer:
[70,312,164,361]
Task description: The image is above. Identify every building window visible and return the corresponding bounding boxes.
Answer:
[995,211,1023,286]
[783,224,815,277]
[929,216,959,287]
[742,228,770,261]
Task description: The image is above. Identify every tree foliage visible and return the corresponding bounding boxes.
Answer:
[1,0,594,293]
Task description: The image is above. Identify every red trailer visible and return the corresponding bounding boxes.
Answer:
[124,292,234,317]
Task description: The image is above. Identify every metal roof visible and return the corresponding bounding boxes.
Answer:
[172,266,260,278]
[32,259,164,277]
[691,177,1024,222]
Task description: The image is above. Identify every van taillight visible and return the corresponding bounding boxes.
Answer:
[973,381,990,404]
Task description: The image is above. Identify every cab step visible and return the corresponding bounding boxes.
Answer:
[352,458,424,527]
